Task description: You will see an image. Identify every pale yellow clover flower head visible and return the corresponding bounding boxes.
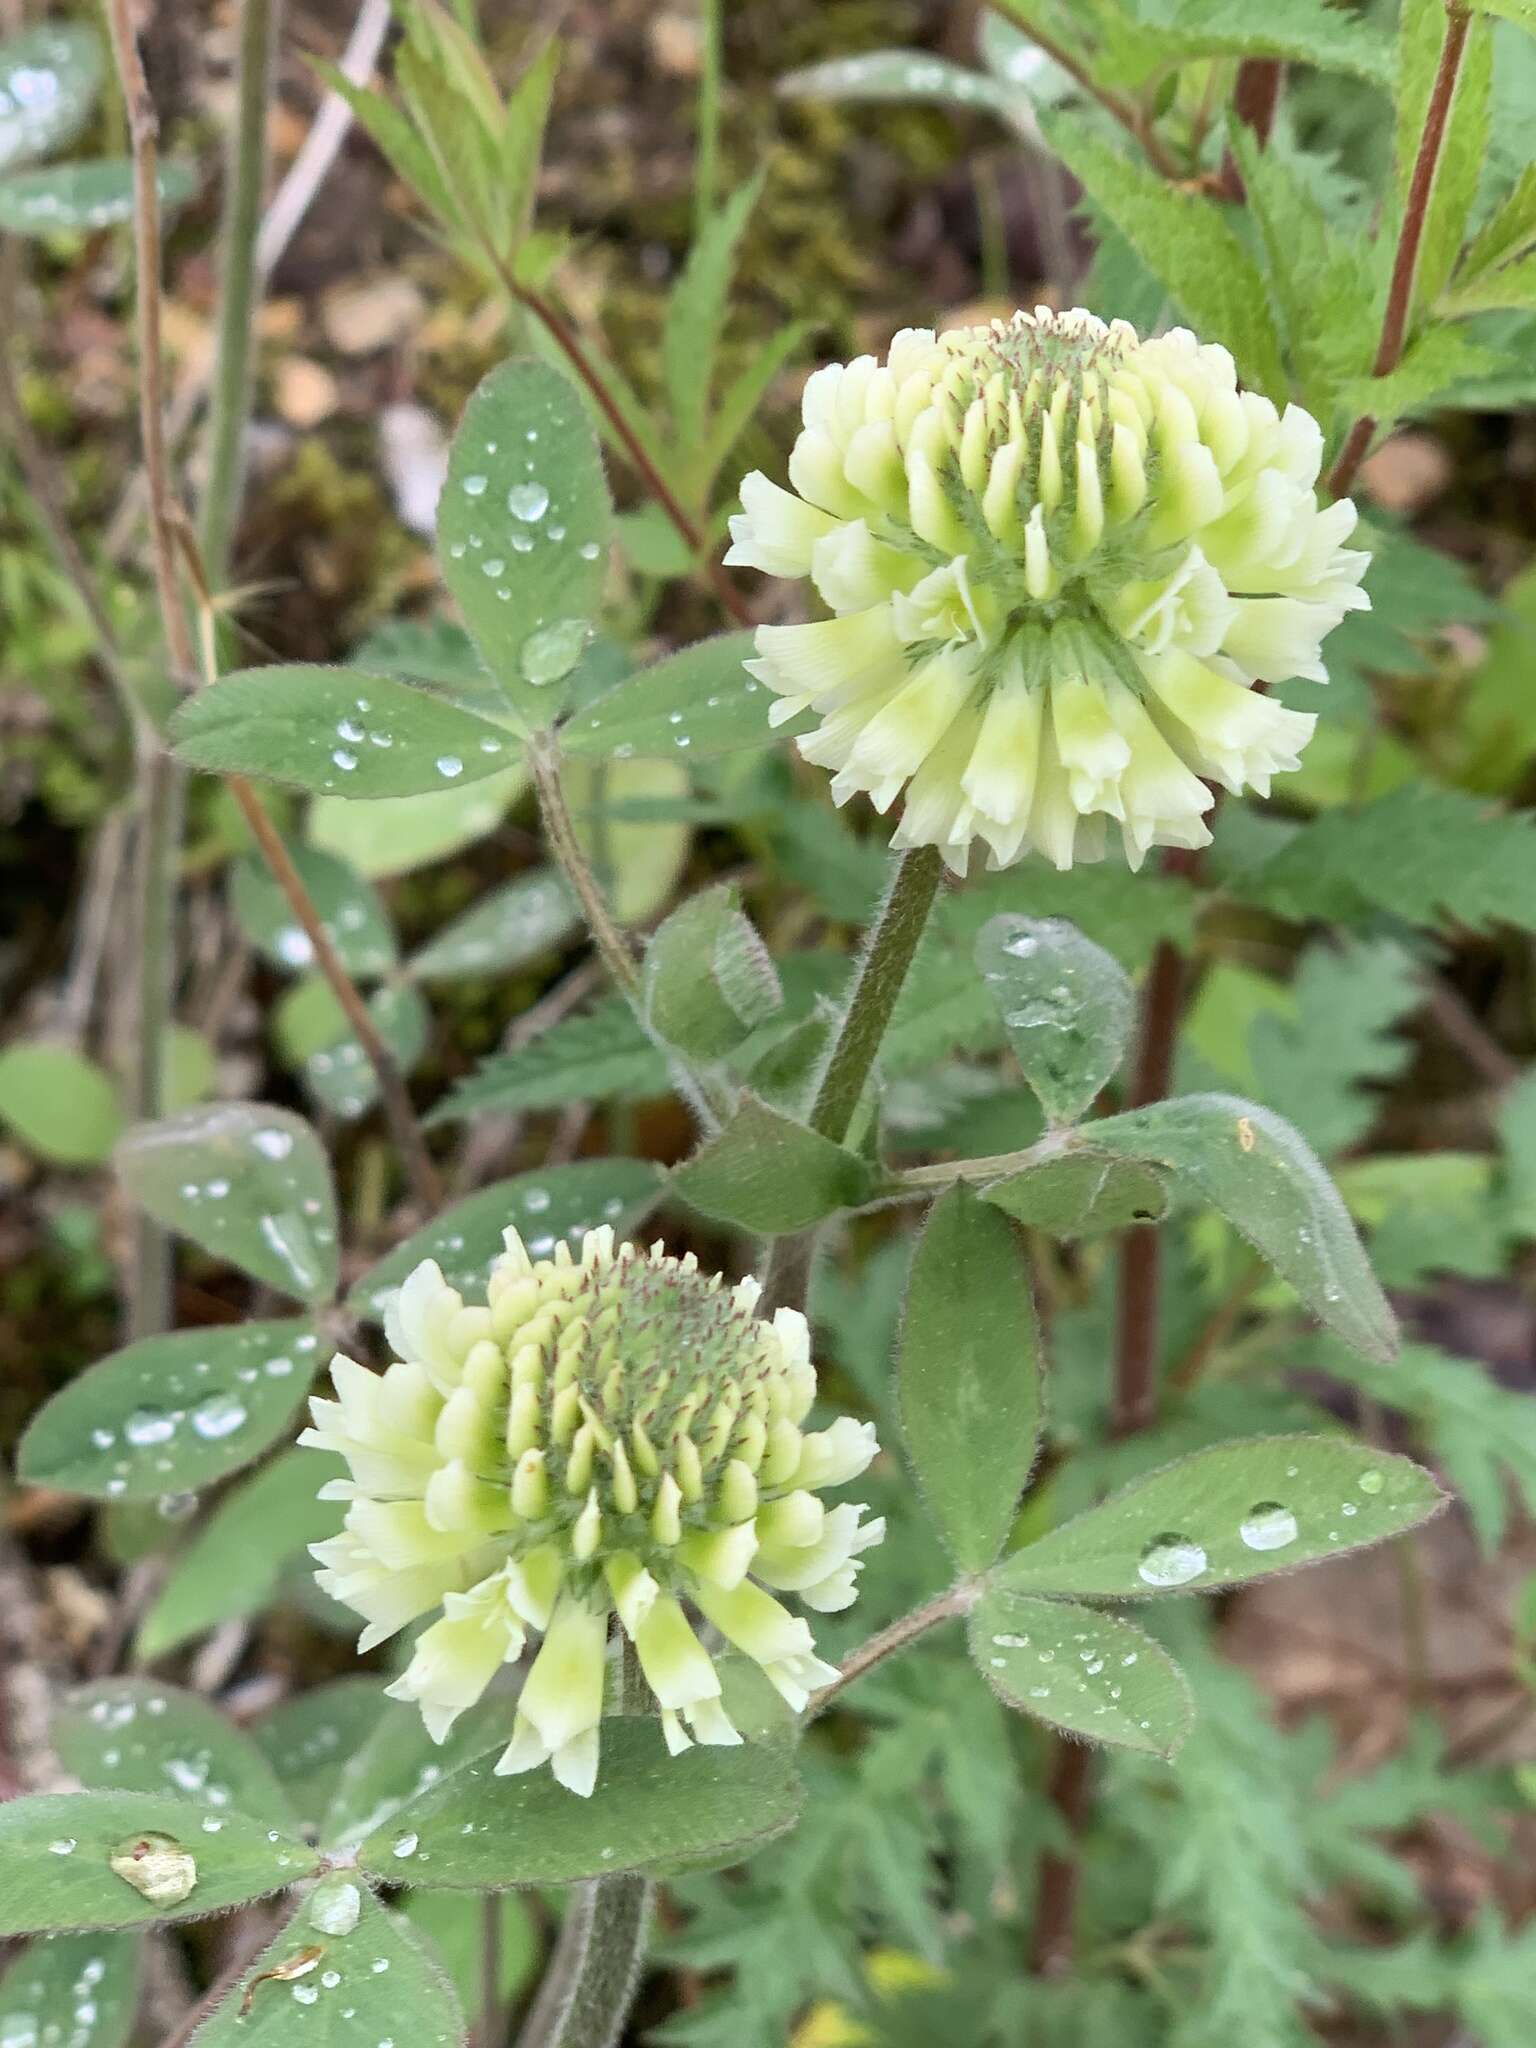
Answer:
[304,1226,882,1797]
[727,307,1369,873]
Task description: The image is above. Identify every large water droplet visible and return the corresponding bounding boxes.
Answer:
[124,1409,175,1448]
[1136,1534,1208,1588]
[190,1393,247,1441]
[1357,1468,1384,1495]
[309,1876,363,1936]
[1238,1502,1298,1552]
[507,481,549,521]
[462,474,488,496]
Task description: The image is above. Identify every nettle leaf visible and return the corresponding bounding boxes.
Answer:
[230,844,396,978]
[439,358,611,730]
[1084,1094,1398,1361]
[18,1319,319,1502]
[1452,161,1536,298]
[981,1152,1169,1236]
[357,1721,801,1888]
[53,1680,295,1826]
[135,1451,341,1661]
[1140,0,1393,81]
[899,1184,1041,1571]
[0,1793,316,1934]
[303,983,430,1124]
[645,883,782,1060]
[967,1588,1193,1758]
[116,1104,339,1304]
[975,913,1132,1126]
[407,867,576,980]
[1043,110,1287,396]
[561,633,788,761]
[0,1931,140,2048]
[189,1885,465,2046]
[429,998,668,1122]
[674,1096,872,1233]
[0,156,196,234]
[996,1435,1444,1600]
[347,1159,664,1319]
[171,667,518,797]
[0,22,103,173]
[309,761,529,880]
[0,1040,122,1165]
[250,1681,390,1833]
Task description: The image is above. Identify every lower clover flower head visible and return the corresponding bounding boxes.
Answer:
[304,1227,883,1797]
[727,307,1369,872]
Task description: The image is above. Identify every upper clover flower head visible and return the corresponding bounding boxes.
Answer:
[727,307,1369,873]
[304,1226,882,1797]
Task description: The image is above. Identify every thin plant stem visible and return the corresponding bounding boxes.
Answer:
[200,0,285,588]
[479,1892,505,2048]
[515,1875,652,2048]
[806,1584,972,1720]
[1328,1,1473,497]
[1029,1742,1094,1976]
[105,0,199,1339]
[761,844,945,1312]
[528,739,642,1003]
[694,0,723,236]
[230,776,445,1210]
[1111,927,1186,1440]
[982,0,1183,180]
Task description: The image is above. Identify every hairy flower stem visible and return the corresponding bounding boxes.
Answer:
[529,740,642,1003]
[516,1876,652,2048]
[762,844,945,1313]
[1328,0,1473,497]
[806,1584,972,1720]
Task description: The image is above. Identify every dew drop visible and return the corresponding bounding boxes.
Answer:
[391,1832,419,1860]
[190,1393,247,1441]
[462,474,488,496]
[435,756,464,779]
[252,1127,293,1161]
[124,1409,175,1448]
[507,482,549,521]
[1238,1502,1298,1552]
[331,748,359,772]
[1136,1534,1208,1588]
[1357,1469,1384,1495]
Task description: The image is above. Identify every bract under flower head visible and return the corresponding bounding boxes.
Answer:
[303,1227,882,1796]
[727,307,1369,872]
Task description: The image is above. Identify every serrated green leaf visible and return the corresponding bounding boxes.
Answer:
[308,762,529,880]
[497,36,559,253]
[357,1720,801,1888]
[0,1041,122,1165]
[645,883,782,1059]
[981,1151,1170,1236]
[135,1451,341,1661]
[1244,939,1417,1156]
[663,173,763,454]
[1454,161,1536,288]
[1339,324,1508,427]
[394,33,501,251]
[115,1104,339,1304]
[968,1588,1193,1756]
[53,1680,296,1825]
[1043,110,1286,395]
[1471,0,1536,27]
[347,1158,664,1318]
[673,1095,873,1233]
[996,1435,1443,1599]
[230,842,396,978]
[0,1793,316,1934]
[0,23,103,172]
[407,867,575,980]
[430,1000,668,1123]
[438,358,611,729]
[303,983,430,1123]
[1084,1094,1397,1361]
[188,1886,466,2045]
[976,913,1133,1126]
[561,632,786,761]
[171,666,518,797]
[1443,246,1536,314]
[0,156,196,234]
[250,1681,390,1833]
[1135,0,1393,81]
[311,64,457,226]
[0,1931,140,2048]
[18,1319,319,1501]
[899,1184,1041,1571]
[701,319,816,498]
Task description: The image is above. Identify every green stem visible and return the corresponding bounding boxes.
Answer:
[515,1875,652,2048]
[126,747,182,1337]
[529,739,642,1004]
[762,844,944,1311]
[199,0,284,586]
[809,844,944,1147]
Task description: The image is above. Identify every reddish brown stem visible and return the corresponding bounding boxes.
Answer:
[1216,58,1285,200]
[1029,1741,1093,1975]
[1327,2,1472,497]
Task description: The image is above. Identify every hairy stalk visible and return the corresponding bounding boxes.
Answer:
[106,0,200,1337]
[761,844,945,1312]
[806,1584,972,1720]
[1328,1,1473,497]
[200,0,284,586]
[231,778,444,1210]
[528,739,642,1002]
[516,1876,652,2048]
